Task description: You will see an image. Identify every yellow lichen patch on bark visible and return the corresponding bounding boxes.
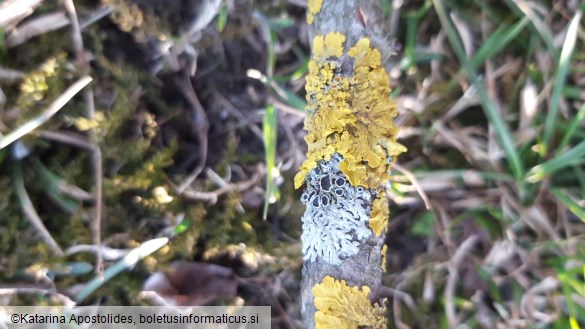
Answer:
[306,0,323,24]
[347,38,381,68]
[369,192,389,236]
[312,32,346,60]
[341,38,406,188]
[313,276,386,329]
[296,35,405,192]
[294,32,350,188]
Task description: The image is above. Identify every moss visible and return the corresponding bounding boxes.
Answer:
[0,176,67,281]
[312,276,386,329]
[46,150,91,193]
[83,54,180,223]
[53,211,93,248]
[16,54,64,110]
[103,142,176,205]
[0,189,28,280]
[162,206,205,261]
[103,0,145,33]
[202,192,263,247]
[100,0,184,43]
[11,53,70,131]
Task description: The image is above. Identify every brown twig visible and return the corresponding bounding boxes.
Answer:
[6,11,69,48]
[392,280,412,329]
[214,91,265,140]
[180,171,260,203]
[175,72,210,194]
[388,0,403,39]
[0,66,25,82]
[39,130,93,150]
[444,235,478,327]
[0,0,43,29]
[3,2,112,47]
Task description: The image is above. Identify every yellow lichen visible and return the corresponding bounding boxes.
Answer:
[297,34,406,243]
[347,38,382,68]
[306,0,323,25]
[296,35,406,192]
[312,33,346,60]
[369,192,389,236]
[313,276,386,329]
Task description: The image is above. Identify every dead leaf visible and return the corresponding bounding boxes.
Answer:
[142,261,238,306]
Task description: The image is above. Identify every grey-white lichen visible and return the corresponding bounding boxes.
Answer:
[300,153,375,265]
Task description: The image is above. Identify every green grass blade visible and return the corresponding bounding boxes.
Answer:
[262,104,277,220]
[433,0,524,181]
[266,29,276,78]
[470,17,529,68]
[268,16,295,29]
[559,92,585,152]
[268,79,307,111]
[402,15,418,69]
[172,216,192,236]
[526,140,585,183]
[504,0,558,58]
[13,161,64,256]
[47,262,93,278]
[290,55,308,80]
[401,1,433,70]
[0,28,6,57]
[75,237,169,302]
[247,71,306,111]
[411,212,435,237]
[542,11,582,155]
[573,165,585,194]
[33,159,80,213]
[558,270,585,329]
[216,4,228,32]
[551,189,585,223]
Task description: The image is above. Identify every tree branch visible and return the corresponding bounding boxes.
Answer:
[298,1,405,328]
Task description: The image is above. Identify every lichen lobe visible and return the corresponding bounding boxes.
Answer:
[312,276,386,329]
[306,0,323,24]
[296,34,405,192]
